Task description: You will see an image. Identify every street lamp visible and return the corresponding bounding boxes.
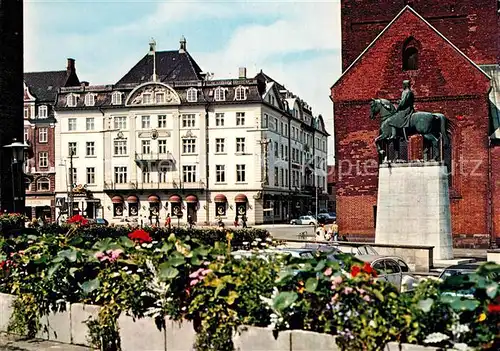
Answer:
[3,138,29,213]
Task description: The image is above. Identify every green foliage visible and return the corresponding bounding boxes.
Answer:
[0,223,499,351]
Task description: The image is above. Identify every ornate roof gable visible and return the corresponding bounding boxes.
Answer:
[125,82,181,106]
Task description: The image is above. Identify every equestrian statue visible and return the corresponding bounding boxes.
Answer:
[370,80,452,162]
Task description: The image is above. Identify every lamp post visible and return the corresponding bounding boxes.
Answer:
[3,139,28,214]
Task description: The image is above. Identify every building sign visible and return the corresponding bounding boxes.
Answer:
[55,197,66,208]
[216,203,226,216]
[129,203,138,217]
[236,203,247,215]
[72,184,88,197]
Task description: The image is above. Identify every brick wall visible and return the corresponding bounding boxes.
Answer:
[341,0,498,70]
[491,144,500,246]
[332,8,495,246]
[0,1,24,212]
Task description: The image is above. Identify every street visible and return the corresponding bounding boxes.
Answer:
[253,224,316,241]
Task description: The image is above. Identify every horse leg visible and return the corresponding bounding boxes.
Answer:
[423,134,439,161]
[393,138,400,161]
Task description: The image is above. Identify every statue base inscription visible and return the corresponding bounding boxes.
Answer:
[375,161,453,260]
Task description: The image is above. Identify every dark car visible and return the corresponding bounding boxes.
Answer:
[88,218,109,226]
[438,263,481,279]
[317,213,335,224]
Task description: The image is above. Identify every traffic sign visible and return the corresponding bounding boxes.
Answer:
[55,197,66,208]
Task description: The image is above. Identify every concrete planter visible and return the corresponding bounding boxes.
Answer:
[165,318,196,351]
[118,314,165,351]
[0,293,15,333]
[487,250,500,264]
[70,303,100,346]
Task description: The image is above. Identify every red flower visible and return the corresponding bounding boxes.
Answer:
[128,229,152,243]
[362,262,377,277]
[351,265,361,277]
[0,261,6,270]
[67,214,88,225]
[488,304,500,313]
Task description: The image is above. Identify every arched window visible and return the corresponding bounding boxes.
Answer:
[402,37,421,71]
[37,177,50,191]
[235,86,247,101]
[214,87,225,101]
[186,88,198,102]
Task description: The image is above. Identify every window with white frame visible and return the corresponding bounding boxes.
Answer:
[24,128,29,142]
[38,128,47,143]
[158,165,169,183]
[235,86,247,101]
[141,140,151,154]
[86,141,95,156]
[236,137,245,153]
[236,164,246,183]
[113,116,127,129]
[142,169,151,183]
[38,152,48,168]
[70,168,77,185]
[182,138,196,154]
[186,88,197,102]
[155,92,165,104]
[24,107,30,119]
[114,166,127,183]
[84,94,95,106]
[86,167,95,184]
[262,114,268,128]
[142,93,152,104]
[86,117,95,130]
[111,92,122,105]
[215,113,224,126]
[37,177,50,191]
[158,115,167,128]
[182,114,195,128]
[68,118,77,131]
[215,165,225,183]
[214,87,225,101]
[66,94,77,107]
[38,105,48,118]
[158,139,168,154]
[68,142,77,156]
[141,115,150,129]
[236,112,245,126]
[215,138,225,153]
[113,139,127,155]
[182,165,196,183]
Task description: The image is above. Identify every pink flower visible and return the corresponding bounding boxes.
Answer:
[332,275,343,285]
[201,269,212,276]
[363,295,371,302]
[324,268,333,276]
[343,287,354,294]
[190,279,199,286]
[189,268,204,278]
[331,294,339,302]
[110,249,123,260]
[95,252,105,260]
[356,287,366,295]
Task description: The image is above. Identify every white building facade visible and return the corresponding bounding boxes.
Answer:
[54,42,329,225]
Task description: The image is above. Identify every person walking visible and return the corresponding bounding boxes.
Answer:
[331,221,339,241]
[234,215,239,228]
[165,214,171,230]
[315,224,326,241]
[241,214,248,228]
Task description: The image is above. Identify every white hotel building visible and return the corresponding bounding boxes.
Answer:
[54,39,329,225]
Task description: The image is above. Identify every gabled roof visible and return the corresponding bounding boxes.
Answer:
[24,71,78,102]
[116,51,204,85]
[331,5,490,90]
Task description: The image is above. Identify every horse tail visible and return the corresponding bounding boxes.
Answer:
[436,114,449,148]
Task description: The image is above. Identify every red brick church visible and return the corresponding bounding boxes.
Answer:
[331,0,500,247]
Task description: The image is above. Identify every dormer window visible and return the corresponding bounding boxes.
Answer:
[186,88,198,102]
[142,93,152,104]
[111,91,122,105]
[66,94,77,107]
[155,92,165,104]
[84,93,95,107]
[235,86,247,101]
[38,105,48,118]
[214,87,226,101]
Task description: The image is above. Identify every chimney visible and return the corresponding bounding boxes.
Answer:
[179,35,187,53]
[239,67,247,79]
[67,58,76,73]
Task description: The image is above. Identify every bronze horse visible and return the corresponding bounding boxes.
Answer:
[370,98,451,161]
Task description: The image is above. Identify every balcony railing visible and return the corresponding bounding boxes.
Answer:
[103,181,138,190]
[135,152,175,163]
[136,180,206,191]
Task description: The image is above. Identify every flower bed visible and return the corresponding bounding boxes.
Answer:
[0,219,499,350]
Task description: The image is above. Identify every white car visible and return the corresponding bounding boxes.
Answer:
[290,216,317,225]
[357,255,411,292]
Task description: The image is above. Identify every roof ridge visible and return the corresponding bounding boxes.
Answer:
[24,70,67,75]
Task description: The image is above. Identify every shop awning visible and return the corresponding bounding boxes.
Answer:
[214,194,227,203]
[148,195,160,203]
[234,194,248,203]
[111,195,123,204]
[127,195,139,203]
[185,195,198,203]
[169,194,182,203]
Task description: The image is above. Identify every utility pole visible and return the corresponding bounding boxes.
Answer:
[68,150,74,216]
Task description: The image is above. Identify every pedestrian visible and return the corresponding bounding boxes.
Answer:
[188,215,194,229]
[242,214,248,228]
[165,214,171,230]
[217,216,225,229]
[315,224,326,241]
[155,215,160,227]
[331,221,339,241]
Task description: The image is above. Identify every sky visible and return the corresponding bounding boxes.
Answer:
[24,0,343,162]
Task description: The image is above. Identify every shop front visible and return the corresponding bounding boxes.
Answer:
[25,198,53,222]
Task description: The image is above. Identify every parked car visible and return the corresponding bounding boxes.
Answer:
[317,213,336,224]
[438,263,481,279]
[290,216,317,225]
[357,255,407,292]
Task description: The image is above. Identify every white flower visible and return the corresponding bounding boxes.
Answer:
[451,323,470,336]
[424,332,450,344]
[368,320,377,328]
[122,266,129,271]
[141,243,148,248]
[146,243,153,248]
[152,241,158,244]
[255,238,262,242]
[135,246,141,250]
[243,241,249,245]
[452,343,473,351]
[137,268,144,273]
[154,248,161,252]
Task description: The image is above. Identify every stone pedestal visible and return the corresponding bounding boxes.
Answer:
[375,161,453,260]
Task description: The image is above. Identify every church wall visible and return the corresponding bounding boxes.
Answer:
[341,0,498,71]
